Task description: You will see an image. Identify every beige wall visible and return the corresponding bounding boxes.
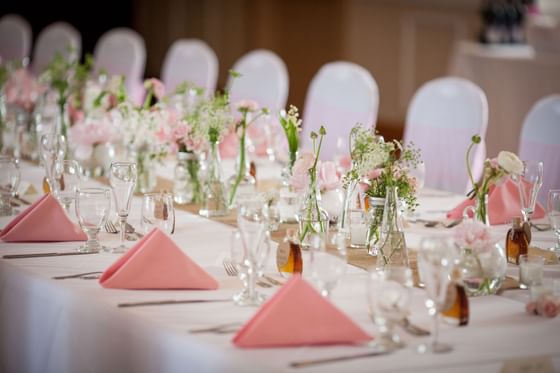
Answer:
[133,0,481,138]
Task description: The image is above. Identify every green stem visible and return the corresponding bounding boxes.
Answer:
[466,141,477,196]
[143,89,153,109]
[228,117,247,207]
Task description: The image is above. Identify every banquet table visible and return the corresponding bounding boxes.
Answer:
[1,160,560,373]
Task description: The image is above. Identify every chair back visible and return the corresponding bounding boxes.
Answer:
[0,14,32,63]
[31,22,81,75]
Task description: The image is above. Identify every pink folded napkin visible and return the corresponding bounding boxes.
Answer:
[233,275,372,348]
[447,179,546,225]
[0,193,86,242]
[99,228,219,290]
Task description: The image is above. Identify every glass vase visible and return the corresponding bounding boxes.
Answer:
[463,193,490,226]
[174,151,203,205]
[80,143,116,178]
[459,245,507,296]
[129,148,156,193]
[377,186,408,268]
[366,196,385,256]
[296,175,329,248]
[199,141,228,217]
[338,179,365,236]
[227,131,256,208]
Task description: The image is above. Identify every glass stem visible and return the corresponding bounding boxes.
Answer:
[119,215,127,245]
[247,265,256,301]
[85,230,99,252]
[431,311,440,348]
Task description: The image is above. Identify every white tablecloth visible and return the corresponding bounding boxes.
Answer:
[1,162,560,373]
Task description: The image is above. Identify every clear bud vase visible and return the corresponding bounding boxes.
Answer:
[129,147,156,193]
[338,179,361,236]
[227,131,256,208]
[174,151,203,205]
[377,186,409,267]
[199,140,228,217]
[463,193,490,226]
[296,174,329,248]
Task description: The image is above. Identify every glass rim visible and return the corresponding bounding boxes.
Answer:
[110,161,137,168]
[518,254,546,263]
[76,187,111,196]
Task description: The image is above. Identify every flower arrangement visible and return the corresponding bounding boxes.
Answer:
[297,125,328,244]
[4,68,46,112]
[454,220,497,254]
[466,134,524,223]
[526,294,560,318]
[279,105,302,173]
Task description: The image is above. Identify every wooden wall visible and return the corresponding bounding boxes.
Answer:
[133,0,481,139]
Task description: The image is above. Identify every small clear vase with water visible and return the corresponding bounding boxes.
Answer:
[199,141,228,217]
[377,186,408,267]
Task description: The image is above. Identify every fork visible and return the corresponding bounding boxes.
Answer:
[105,220,118,234]
[222,259,272,288]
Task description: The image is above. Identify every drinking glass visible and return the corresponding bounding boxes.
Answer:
[547,189,560,252]
[52,159,81,212]
[40,133,66,192]
[516,160,544,222]
[417,236,457,354]
[367,266,413,351]
[232,201,271,306]
[519,255,545,289]
[309,232,347,298]
[0,158,20,216]
[140,192,175,234]
[109,162,137,253]
[75,187,111,253]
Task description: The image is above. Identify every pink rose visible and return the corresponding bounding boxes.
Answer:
[290,151,316,191]
[366,168,383,180]
[145,78,166,100]
[319,161,340,191]
[537,296,560,318]
[234,99,258,112]
[454,221,497,254]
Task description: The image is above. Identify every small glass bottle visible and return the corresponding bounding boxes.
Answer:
[442,268,469,326]
[277,229,303,277]
[506,216,529,265]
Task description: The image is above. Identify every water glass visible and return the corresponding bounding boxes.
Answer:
[140,192,175,234]
[519,255,545,289]
[349,209,368,248]
[0,158,20,216]
[75,187,111,253]
[547,189,560,252]
[52,159,81,212]
[417,236,457,354]
[109,162,137,253]
[367,266,413,351]
[516,160,544,222]
[309,232,347,298]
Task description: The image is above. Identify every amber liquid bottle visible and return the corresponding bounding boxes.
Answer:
[442,268,469,326]
[506,217,529,265]
[277,231,303,277]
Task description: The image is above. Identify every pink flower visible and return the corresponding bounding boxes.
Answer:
[526,302,538,315]
[537,296,560,318]
[4,69,46,111]
[290,151,315,191]
[145,78,166,100]
[366,168,383,180]
[69,116,117,160]
[319,161,340,191]
[454,221,497,254]
[337,154,351,171]
[234,99,258,112]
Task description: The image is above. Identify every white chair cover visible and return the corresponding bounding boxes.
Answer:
[403,77,488,194]
[519,94,560,204]
[227,49,289,114]
[0,14,31,64]
[31,22,81,75]
[161,39,218,96]
[94,28,146,105]
[301,61,379,160]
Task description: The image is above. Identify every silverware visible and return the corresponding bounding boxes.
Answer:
[189,322,242,334]
[52,271,103,280]
[105,220,118,234]
[222,258,272,288]
[531,222,552,232]
[125,223,144,239]
[14,192,31,205]
[3,252,98,259]
[413,219,461,229]
[118,299,231,308]
[290,349,391,368]
[398,318,430,336]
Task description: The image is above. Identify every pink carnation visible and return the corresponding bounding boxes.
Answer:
[366,168,383,180]
[290,151,316,191]
[319,161,340,191]
[454,221,497,254]
[4,69,46,111]
[70,116,116,147]
[536,295,560,318]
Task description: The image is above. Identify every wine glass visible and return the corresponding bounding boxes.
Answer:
[516,160,544,222]
[40,133,66,192]
[0,158,20,216]
[417,236,457,354]
[75,187,111,253]
[109,162,137,253]
[367,266,413,351]
[232,200,271,306]
[140,192,175,234]
[547,189,560,252]
[309,232,347,298]
[51,159,81,213]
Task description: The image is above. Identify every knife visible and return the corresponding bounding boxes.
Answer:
[3,252,98,259]
[118,299,231,308]
[290,349,391,368]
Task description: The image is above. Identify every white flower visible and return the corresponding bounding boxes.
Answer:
[497,151,523,176]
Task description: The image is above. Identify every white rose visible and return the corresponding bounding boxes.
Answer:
[497,151,524,175]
